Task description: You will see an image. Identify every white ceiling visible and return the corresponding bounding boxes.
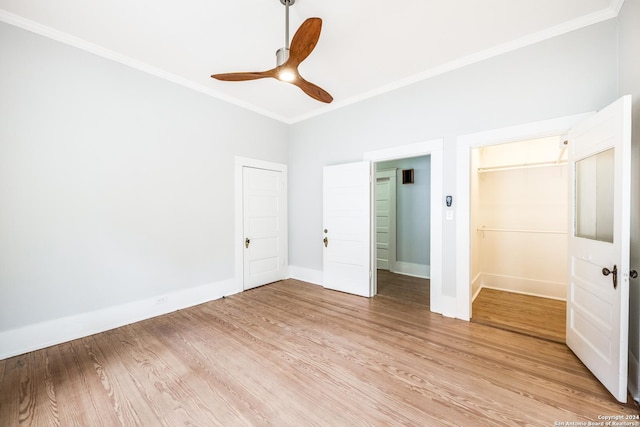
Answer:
[0,0,624,123]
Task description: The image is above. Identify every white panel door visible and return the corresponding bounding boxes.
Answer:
[376,170,396,271]
[243,167,286,290]
[323,161,372,297]
[567,95,631,402]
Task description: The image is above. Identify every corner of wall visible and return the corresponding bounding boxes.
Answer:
[288,265,323,286]
[392,262,430,279]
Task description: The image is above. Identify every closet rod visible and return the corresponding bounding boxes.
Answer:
[477,160,567,173]
[476,227,567,235]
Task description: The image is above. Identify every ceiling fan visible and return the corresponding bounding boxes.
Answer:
[211,0,333,103]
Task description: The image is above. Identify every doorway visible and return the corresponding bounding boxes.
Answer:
[375,156,431,307]
[455,100,632,402]
[234,157,288,293]
[455,113,590,321]
[468,136,568,342]
[242,166,287,290]
[363,138,444,315]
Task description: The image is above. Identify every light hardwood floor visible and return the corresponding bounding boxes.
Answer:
[472,288,567,343]
[1,279,637,426]
[376,269,429,307]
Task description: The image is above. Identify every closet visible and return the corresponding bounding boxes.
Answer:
[470,136,568,340]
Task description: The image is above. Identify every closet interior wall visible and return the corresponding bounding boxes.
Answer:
[470,136,568,301]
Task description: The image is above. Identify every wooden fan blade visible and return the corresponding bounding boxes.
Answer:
[211,70,275,81]
[288,17,322,67]
[291,76,333,103]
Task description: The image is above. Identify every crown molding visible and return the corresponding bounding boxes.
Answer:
[609,0,626,15]
[288,5,622,124]
[0,9,290,123]
[1,4,624,125]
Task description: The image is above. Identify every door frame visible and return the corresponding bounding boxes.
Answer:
[364,139,444,314]
[234,156,288,293]
[455,113,591,320]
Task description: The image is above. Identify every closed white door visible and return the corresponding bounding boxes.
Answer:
[567,95,631,402]
[243,167,286,290]
[323,161,372,297]
[376,170,396,271]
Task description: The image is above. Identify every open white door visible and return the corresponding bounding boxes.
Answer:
[323,161,372,297]
[243,166,287,290]
[567,95,632,402]
[375,169,397,271]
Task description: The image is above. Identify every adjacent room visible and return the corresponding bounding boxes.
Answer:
[375,156,431,307]
[1,0,639,424]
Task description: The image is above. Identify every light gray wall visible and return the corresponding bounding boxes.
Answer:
[618,0,640,399]
[376,156,431,267]
[0,22,288,332]
[2,6,635,368]
[289,19,619,299]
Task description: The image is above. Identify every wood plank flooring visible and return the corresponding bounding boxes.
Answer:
[376,269,429,307]
[1,279,637,426]
[472,288,567,343]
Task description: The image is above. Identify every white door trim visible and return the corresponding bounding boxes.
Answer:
[364,139,444,315]
[455,113,591,320]
[234,156,288,293]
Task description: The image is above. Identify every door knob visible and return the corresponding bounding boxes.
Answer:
[631,270,638,279]
[323,237,328,247]
[245,238,250,248]
[602,265,618,289]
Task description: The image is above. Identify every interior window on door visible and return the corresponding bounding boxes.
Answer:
[575,148,614,243]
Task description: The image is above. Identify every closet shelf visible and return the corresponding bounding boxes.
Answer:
[476,227,567,235]
[477,160,567,173]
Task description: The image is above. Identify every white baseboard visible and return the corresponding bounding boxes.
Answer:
[479,273,566,301]
[471,273,483,302]
[392,262,430,279]
[0,278,240,360]
[288,265,323,286]
[630,350,640,403]
[290,264,429,285]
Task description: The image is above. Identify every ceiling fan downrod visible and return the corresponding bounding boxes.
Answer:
[276,0,295,66]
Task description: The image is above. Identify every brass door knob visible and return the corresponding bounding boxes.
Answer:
[323,237,328,247]
[245,238,250,248]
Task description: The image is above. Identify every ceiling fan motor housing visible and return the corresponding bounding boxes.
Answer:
[276,48,290,66]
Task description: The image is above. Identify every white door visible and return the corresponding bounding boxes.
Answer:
[243,167,287,290]
[376,170,396,271]
[567,95,631,402]
[323,161,372,297]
